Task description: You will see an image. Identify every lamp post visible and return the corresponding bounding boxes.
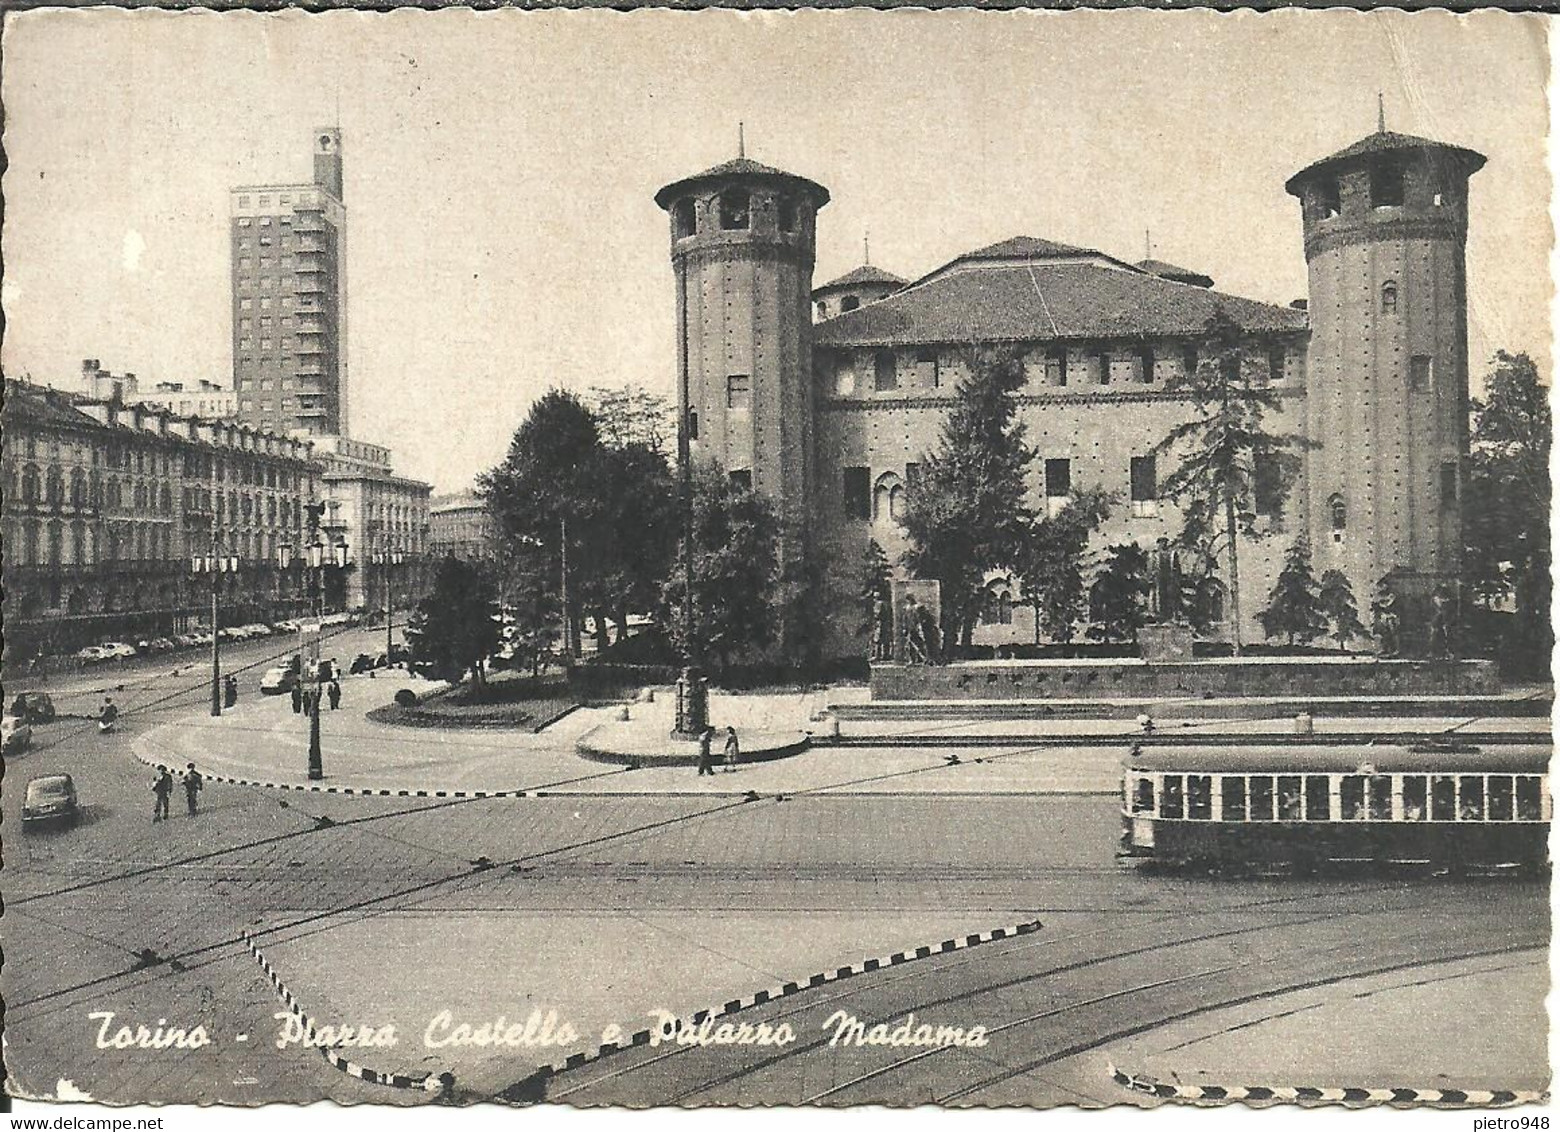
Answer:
[372,544,405,661]
[302,528,347,781]
[190,547,240,717]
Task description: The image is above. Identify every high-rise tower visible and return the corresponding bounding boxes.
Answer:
[1285,127,1485,619]
[230,128,349,437]
[655,154,830,657]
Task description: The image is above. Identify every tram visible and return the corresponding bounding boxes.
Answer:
[1120,745,1551,873]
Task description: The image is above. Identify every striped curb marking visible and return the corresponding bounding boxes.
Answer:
[522,918,1044,1085]
[243,932,449,1096]
[1109,1063,1548,1108]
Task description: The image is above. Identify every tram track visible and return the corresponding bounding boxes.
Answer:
[535,875,1444,1104]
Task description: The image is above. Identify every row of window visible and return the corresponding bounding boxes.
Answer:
[1131,772,1547,824]
[1312,160,1458,221]
[235,190,322,210]
[671,190,801,239]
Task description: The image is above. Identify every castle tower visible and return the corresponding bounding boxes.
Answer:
[1285,127,1485,618]
[655,154,830,657]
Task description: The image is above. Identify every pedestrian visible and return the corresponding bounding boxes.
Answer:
[151,765,173,823]
[330,657,342,682]
[327,679,341,711]
[696,727,715,777]
[224,674,238,708]
[291,682,303,714]
[182,762,203,816]
[98,697,119,735]
[723,726,740,772]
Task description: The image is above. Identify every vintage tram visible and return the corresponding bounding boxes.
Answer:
[1120,745,1551,873]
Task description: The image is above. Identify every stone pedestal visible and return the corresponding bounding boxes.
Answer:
[672,666,709,738]
[1139,623,1195,663]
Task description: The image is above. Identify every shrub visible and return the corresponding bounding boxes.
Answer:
[394,688,418,708]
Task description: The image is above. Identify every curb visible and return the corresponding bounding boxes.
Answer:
[243,932,450,1096]
[513,918,1043,1095]
[1108,1063,1548,1108]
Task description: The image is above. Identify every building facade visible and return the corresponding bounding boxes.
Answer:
[312,436,432,618]
[230,128,348,438]
[429,490,497,562]
[78,359,238,419]
[1,380,324,658]
[656,126,1481,660]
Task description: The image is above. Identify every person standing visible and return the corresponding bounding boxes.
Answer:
[327,679,341,711]
[151,766,173,823]
[291,682,304,714]
[723,726,740,772]
[696,727,715,777]
[182,762,203,816]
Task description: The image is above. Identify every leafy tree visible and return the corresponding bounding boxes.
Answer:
[1153,313,1313,655]
[901,347,1034,650]
[584,385,675,456]
[1318,568,1366,652]
[1464,351,1551,666]
[1018,486,1115,646]
[494,539,560,678]
[405,556,502,688]
[659,463,781,673]
[578,442,678,649]
[1088,543,1151,644]
[1258,538,1326,648]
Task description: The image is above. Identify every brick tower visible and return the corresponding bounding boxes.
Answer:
[655,151,830,661]
[1285,125,1485,632]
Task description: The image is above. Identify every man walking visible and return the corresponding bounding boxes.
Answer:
[696,727,715,777]
[151,766,174,823]
[182,762,203,816]
[291,682,303,714]
[327,679,341,711]
[723,726,740,772]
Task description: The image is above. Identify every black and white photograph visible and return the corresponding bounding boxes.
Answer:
[0,6,1553,1124]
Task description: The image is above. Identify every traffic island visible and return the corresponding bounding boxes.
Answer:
[365,674,582,733]
[575,722,810,767]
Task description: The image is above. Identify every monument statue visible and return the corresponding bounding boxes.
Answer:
[1371,581,1401,659]
[1427,585,1454,659]
[902,594,928,664]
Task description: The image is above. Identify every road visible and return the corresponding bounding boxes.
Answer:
[2,646,1549,1108]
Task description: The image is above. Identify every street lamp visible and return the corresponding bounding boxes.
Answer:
[372,544,406,662]
[190,548,240,717]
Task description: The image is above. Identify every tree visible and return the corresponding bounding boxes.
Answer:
[405,556,502,688]
[1153,313,1313,655]
[1018,486,1115,646]
[900,347,1034,650]
[577,442,678,649]
[1087,543,1151,644]
[584,385,675,456]
[659,463,782,673]
[1318,568,1366,652]
[1258,538,1326,648]
[494,539,560,678]
[1464,351,1551,667]
[856,539,893,648]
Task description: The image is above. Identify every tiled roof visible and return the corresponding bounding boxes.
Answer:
[960,235,1101,262]
[815,264,907,292]
[655,156,830,210]
[1285,130,1486,195]
[1136,258,1214,288]
[813,259,1307,348]
[2,381,105,432]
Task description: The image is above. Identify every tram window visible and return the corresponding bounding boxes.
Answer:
[1402,776,1428,821]
[1458,776,1485,821]
[1277,776,1303,821]
[1516,777,1543,821]
[1162,776,1184,819]
[1430,776,1457,821]
[1133,777,1155,814]
[1221,776,1246,821]
[1304,776,1331,821]
[1368,775,1394,821]
[1187,776,1212,820]
[1340,775,1366,820]
[1249,776,1275,821]
[1488,776,1514,822]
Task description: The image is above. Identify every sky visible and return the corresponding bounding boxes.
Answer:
[2,8,1550,493]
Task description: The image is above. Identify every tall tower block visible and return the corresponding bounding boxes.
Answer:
[1285,129,1485,613]
[655,156,830,653]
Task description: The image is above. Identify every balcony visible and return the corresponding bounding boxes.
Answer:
[296,405,328,419]
[295,321,326,335]
[295,339,324,355]
[295,260,325,275]
[294,278,327,295]
[295,363,325,377]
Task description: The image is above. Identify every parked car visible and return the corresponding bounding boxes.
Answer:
[246,623,273,638]
[259,666,299,695]
[219,627,245,641]
[2,714,35,754]
[101,642,138,660]
[148,637,175,653]
[22,774,78,828]
[10,691,56,724]
[73,645,106,663]
[274,619,298,634]
[349,652,379,675]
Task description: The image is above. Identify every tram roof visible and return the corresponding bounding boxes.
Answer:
[1124,746,1552,775]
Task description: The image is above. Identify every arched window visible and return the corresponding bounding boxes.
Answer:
[71,522,86,566]
[161,484,172,514]
[1329,493,1347,541]
[45,466,62,506]
[982,580,1015,626]
[873,472,905,524]
[673,197,696,239]
[23,520,40,565]
[718,190,750,230]
[70,469,86,507]
[21,465,39,505]
[45,521,62,567]
[1380,281,1398,315]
